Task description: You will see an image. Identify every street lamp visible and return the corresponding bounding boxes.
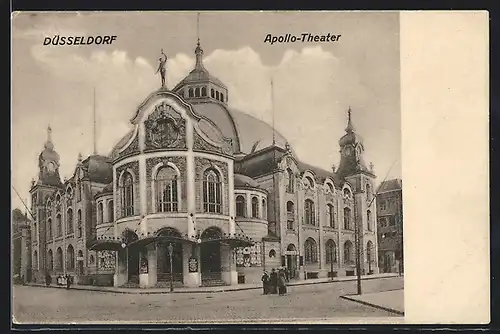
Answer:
[167,243,174,292]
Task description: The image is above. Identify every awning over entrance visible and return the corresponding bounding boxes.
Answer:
[200,235,254,248]
[87,237,123,251]
[126,235,197,249]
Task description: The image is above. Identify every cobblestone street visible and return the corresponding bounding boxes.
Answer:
[13,277,403,324]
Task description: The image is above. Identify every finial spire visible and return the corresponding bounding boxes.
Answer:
[44,124,54,150]
[77,152,83,164]
[345,106,355,133]
[194,12,204,70]
[197,12,200,47]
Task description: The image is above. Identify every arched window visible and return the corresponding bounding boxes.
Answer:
[367,210,372,231]
[76,182,81,202]
[89,254,95,264]
[286,169,294,192]
[108,200,114,222]
[47,218,52,239]
[251,197,259,218]
[56,247,63,270]
[211,88,215,98]
[235,195,245,217]
[304,199,315,225]
[155,166,178,212]
[203,169,222,213]
[325,239,337,263]
[327,182,335,193]
[344,241,353,264]
[188,88,194,97]
[56,214,62,237]
[304,238,318,264]
[33,250,38,270]
[343,188,352,198]
[220,93,224,102]
[33,222,37,239]
[67,245,75,270]
[268,249,276,258]
[216,91,220,100]
[66,208,73,234]
[97,202,103,225]
[195,87,200,97]
[47,249,53,271]
[121,171,134,217]
[262,199,267,220]
[305,176,315,188]
[327,204,335,228]
[366,183,372,201]
[201,86,207,97]
[366,241,374,263]
[77,210,82,238]
[343,207,352,230]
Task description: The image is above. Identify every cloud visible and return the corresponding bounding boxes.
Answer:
[12,43,399,211]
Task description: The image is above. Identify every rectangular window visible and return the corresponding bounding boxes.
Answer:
[380,200,387,211]
[287,220,294,230]
[389,216,396,226]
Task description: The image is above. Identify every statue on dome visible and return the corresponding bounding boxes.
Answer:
[156,49,168,88]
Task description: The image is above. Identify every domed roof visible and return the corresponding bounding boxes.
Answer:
[102,182,113,193]
[82,155,113,184]
[234,173,260,188]
[191,102,289,155]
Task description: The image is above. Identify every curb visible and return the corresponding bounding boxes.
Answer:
[24,274,400,295]
[339,294,404,316]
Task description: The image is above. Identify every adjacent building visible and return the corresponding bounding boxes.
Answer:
[376,179,403,274]
[12,208,31,282]
[27,39,380,288]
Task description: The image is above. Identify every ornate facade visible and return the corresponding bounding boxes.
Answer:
[28,40,379,288]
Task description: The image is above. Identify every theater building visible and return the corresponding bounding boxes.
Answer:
[28,40,379,288]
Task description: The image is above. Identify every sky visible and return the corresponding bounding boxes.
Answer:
[11,11,401,211]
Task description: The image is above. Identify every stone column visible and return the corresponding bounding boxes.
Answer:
[146,243,157,287]
[221,244,237,285]
[183,244,200,287]
[113,248,127,287]
[228,160,236,235]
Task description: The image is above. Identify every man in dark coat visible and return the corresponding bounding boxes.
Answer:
[261,271,269,295]
[269,269,278,294]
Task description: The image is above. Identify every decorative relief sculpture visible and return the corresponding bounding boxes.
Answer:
[144,103,186,150]
[193,131,232,155]
[119,136,140,158]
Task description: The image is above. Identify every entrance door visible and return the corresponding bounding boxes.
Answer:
[286,255,298,279]
[384,253,393,273]
[200,242,221,280]
[127,249,139,283]
[200,227,223,282]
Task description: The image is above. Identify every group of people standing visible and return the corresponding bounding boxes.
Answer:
[261,268,288,296]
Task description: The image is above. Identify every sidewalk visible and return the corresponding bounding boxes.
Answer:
[25,273,398,295]
[340,289,404,315]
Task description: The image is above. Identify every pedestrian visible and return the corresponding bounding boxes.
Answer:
[261,271,269,295]
[65,274,72,290]
[45,272,51,286]
[269,268,278,294]
[278,268,287,295]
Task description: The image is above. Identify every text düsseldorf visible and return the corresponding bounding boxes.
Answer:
[43,35,118,46]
